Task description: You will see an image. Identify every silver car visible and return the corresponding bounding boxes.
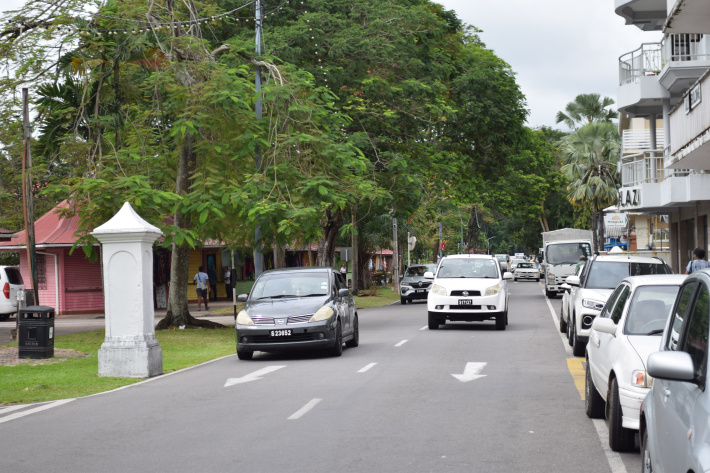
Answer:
[640,268,710,472]
[400,264,437,304]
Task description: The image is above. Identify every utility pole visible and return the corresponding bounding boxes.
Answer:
[438,220,442,261]
[351,207,359,295]
[22,88,38,305]
[253,0,264,279]
[392,217,399,292]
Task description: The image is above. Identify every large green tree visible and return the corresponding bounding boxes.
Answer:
[555,93,618,130]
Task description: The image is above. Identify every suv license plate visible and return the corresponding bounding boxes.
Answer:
[458,299,473,305]
[270,329,292,337]
[416,289,425,293]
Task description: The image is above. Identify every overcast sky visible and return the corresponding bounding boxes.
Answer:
[3,0,663,129]
[435,0,662,129]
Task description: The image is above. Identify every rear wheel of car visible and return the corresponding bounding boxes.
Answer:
[495,313,506,330]
[559,306,567,333]
[572,323,585,357]
[428,312,439,330]
[0,313,10,322]
[400,297,407,305]
[237,349,253,360]
[329,321,343,357]
[608,378,636,451]
[345,315,359,348]
[641,428,653,473]
[585,361,605,418]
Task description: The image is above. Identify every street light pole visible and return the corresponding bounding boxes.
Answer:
[253,0,264,279]
[486,236,497,255]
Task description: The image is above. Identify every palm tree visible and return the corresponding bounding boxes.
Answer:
[559,122,621,252]
[556,93,618,130]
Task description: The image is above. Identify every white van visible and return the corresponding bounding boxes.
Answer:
[0,266,25,320]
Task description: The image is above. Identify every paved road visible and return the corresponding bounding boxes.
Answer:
[1,282,641,472]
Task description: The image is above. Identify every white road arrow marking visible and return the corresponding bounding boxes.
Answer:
[224,365,286,387]
[452,362,488,382]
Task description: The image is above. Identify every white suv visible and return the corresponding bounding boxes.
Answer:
[425,254,512,330]
[565,255,671,356]
[0,266,25,321]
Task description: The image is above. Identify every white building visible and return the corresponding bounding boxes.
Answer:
[615,0,710,272]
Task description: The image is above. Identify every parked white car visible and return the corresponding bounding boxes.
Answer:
[425,254,512,330]
[559,263,585,334]
[584,274,686,452]
[509,258,526,273]
[565,254,671,356]
[0,265,24,321]
[640,268,710,473]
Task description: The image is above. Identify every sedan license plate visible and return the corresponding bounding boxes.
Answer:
[270,329,292,337]
[458,299,473,306]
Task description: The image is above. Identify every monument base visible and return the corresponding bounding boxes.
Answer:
[99,336,162,378]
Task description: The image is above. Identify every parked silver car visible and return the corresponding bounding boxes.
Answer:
[0,265,24,321]
[640,268,710,471]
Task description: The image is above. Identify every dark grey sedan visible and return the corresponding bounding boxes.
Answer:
[235,267,358,360]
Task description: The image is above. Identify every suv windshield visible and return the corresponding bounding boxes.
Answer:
[517,263,534,269]
[586,262,670,289]
[546,243,592,265]
[438,259,499,279]
[405,265,436,277]
[251,272,329,299]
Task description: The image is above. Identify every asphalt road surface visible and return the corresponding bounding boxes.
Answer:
[1,281,642,473]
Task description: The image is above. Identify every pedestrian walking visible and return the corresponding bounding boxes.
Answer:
[686,247,710,274]
[194,265,210,310]
[207,264,218,301]
[223,266,231,301]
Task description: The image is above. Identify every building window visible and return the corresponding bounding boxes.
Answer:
[686,83,702,114]
[36,254,47,290]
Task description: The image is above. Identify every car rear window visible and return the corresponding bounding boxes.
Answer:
[585,262,670,289]
[4,267,23,285]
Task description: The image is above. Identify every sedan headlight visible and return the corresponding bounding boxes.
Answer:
[484,284,502,296]
[236,310,254,326]
[430,284,447,296]
[308,306,334,322]
[582,299,605,311]
[632,370,652,388]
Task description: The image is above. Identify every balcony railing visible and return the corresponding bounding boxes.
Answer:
[620,150,691,186]
[619,43,662,85]
[622,129,665,152]
[619,34,709,85]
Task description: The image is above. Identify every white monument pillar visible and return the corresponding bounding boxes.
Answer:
[92,202,163,378]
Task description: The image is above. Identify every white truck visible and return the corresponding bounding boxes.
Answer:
[540,228,593,299]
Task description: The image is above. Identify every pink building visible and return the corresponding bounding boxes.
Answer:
[0,201,103,315]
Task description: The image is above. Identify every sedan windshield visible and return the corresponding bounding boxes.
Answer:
[251,272,329,299]
[625,285,680,335]
[585,262,670,289]
[438,259,499,278]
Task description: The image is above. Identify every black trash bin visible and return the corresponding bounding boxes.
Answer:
[18,306,55,359]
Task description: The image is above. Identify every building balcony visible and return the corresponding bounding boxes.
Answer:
[619,150,710,211]
[622,128,665,153]
[667,70,710,170]
[665,0,710,34]
[658,34,710,93]
[615,0,666,31]
[618,43,669,116]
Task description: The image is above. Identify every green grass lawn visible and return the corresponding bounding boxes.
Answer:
[0,285,399,405]
[0,327,236,405]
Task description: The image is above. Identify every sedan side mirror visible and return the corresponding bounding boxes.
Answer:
[566,275,581,287]
[424,271,434,279]
[647,351,696,382]
[237,294,249,302]
[561,283,571,292]
[338,288,350,297]
[592,317,617,336]
[503,272,513,280]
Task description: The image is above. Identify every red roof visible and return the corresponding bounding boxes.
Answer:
[0,201,85,248]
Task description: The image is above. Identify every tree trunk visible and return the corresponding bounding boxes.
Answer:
[540,198,550,233]
[156,135,222,329]
[316,209,343,267]
[274,242,285,269]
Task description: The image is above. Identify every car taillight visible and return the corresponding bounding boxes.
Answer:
[2,282,9,299]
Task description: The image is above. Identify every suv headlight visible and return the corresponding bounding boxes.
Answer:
[582,299,605,311]
[236,310,254,326]
[401,283,411,288]
[308,306,334,322]
[484,284,501,296]
[431,284,447,296]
